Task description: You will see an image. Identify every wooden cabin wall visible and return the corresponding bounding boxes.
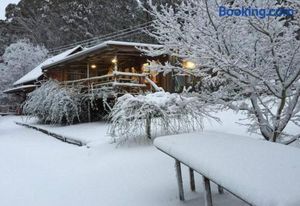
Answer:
[46,66,87,81]
[65,66,87,80]
[117,56,144,73]
[46,69,64,81]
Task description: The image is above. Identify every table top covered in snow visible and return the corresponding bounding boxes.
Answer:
[154,132,300,206]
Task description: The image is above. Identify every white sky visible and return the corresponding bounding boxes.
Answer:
[0,0,20,20]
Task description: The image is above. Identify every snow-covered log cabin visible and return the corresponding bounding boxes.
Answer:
[4,41,199,116]
[41,41,197,94]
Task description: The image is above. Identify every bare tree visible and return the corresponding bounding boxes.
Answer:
[2,39,48,86]
[144,0,300,143]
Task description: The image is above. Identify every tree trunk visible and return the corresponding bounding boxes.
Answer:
[146,115,151,139]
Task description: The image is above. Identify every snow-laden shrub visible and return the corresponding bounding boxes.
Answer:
[23,80,81,124]
[108,92,213,144]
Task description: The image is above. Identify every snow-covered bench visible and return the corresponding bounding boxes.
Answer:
[154,132,300,206]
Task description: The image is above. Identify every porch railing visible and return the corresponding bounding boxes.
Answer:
[0,104,18,115]
[62,71,154,94]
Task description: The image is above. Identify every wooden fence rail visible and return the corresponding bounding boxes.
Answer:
[15,122,85,146]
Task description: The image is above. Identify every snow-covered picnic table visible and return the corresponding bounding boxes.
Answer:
[154,132,300,206]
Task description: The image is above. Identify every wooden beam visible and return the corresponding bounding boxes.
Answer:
[203,176,213,206]
[175,160,185,201]
[87,63,91,122]
[189,168,196,191]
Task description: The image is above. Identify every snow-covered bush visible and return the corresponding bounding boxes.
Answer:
[108,92,214,144]
[23,80,81,125]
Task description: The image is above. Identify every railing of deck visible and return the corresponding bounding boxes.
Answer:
[62,71,153,94]
[0,104,18,115]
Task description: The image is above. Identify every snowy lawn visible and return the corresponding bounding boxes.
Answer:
[15,109,272,147]
[0,108,298,206]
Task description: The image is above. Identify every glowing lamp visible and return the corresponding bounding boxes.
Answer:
[112,57,117,64]
[183,60,196,70]
[90,64,97,69]
[142,63,150,73]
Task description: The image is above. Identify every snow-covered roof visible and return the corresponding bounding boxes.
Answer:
[154,132,300,206]
[3,84,37,94]
[42,41,163,70]
[13,46,83,86]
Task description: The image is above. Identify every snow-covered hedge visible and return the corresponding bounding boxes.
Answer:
[108,92,212,144]
[23,80,81,124]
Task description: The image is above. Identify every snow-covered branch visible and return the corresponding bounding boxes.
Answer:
[144,0,300,142]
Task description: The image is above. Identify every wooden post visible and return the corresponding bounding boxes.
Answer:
[87,63,91,122]
[189,168,196,191]
[112,56,118,84]
[146,116,151,139]
[87,101,91,122]
[113,56,118,72]
[175,160,185,201]
[203,176,213,206]
[218,185,224,194]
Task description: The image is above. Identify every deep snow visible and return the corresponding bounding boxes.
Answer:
[0,114,249,206]
[0,108,298,206]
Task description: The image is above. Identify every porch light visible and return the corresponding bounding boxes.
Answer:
[183,60,196,70]
[91,64,97,69]
[143,63,150,73]
[112,57,117,64]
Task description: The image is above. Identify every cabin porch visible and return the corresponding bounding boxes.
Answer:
[61,71,161,95]
[43,42,174,95]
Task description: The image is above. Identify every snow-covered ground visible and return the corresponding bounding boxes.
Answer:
[15,109,263,147]
[0,109,298,206]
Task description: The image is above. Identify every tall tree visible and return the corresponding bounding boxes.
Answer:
[145,0,300,143]
[2,39,48,86]
[0,0,158,52]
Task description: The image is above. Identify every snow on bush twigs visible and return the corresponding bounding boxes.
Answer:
[108,91,216,144]
[23,80,81,125]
